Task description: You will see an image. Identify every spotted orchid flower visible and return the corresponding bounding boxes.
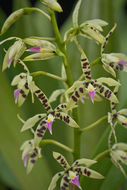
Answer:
[102,53,127,77]
[110,143,127,176]
[11,72,33,106]
[2,40,26,71]
[23,38,56,61]
[48,152,104,190]
[21,101,79,147]
[20,139,41,174]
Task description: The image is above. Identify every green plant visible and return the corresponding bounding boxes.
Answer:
[1,0,127,189]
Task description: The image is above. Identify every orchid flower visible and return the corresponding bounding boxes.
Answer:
[48,152,104,190]
[2,40,26,71]
[110,143,127,176]
[21,102,79,146]
[66,53,119,109]
[20,139,41,174]
[23,38,56,61]
[11,72,33,106]
[102,53,127,77]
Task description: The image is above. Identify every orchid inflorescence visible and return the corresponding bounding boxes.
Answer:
[1,0,127,189]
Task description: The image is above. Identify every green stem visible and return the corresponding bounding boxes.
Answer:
[93,149,110,161]
[81,115,108,133]
[39,139,73,153]
[73,108,81,160]
[48,9,73,87]
[31,71,66,82]
[49,9,81,165]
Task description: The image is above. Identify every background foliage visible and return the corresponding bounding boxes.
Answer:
[0,0,127,189]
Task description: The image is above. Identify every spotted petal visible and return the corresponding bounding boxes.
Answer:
[34,120,47,146]
[95,83,118,103]
[72,158,97,167]
[54,112,79,128]
[53,152,70,169]
[96,77,120,87]
[103,62,116,77]
[21,114,46,132]
[80,54,91,81]
[60,175,70,190]
[32,82,52,113]
[74,167,104,179]
[48,171,64,190]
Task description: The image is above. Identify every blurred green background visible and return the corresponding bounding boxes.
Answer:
[0,0,127,189]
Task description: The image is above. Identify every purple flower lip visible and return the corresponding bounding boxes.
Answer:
[8,56,14,67]
[26,46,41,53]
[88,90,96,103]
[23,153,30,167]
[119,60,127,66]
[14,88,21,103]
[71,176,81,189]
[46,121,53,135]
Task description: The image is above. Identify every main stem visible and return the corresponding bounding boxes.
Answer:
[49,10,81,162]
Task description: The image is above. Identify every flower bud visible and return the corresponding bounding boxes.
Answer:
[40,0,63,12]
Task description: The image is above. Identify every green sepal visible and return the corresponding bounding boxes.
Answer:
[17,85,29,107]
[74,166,104,179]
[96,77,120,87]
[14,42,26,67]
[31,82,53,113]
[48,171,64,190]
[40,0,63,12]
[54,111,79,128]
[23,52,56,61]
[72,158,97,167]
[81,54,91,81]
[60,175,69,190]
[80,25,105,44]
[48,89,65,103]
[101,24,117,55]
[34,120,47,146]
[21,114,46,132]
[81,19,108,32]
[72,0,82,27]
[103,62,116,78]
[118,109,127,116]
[53,152,70,169]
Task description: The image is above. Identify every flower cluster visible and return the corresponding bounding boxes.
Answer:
[48,152,104,190]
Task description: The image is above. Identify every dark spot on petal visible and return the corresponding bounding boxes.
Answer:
[72,96,77,102]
